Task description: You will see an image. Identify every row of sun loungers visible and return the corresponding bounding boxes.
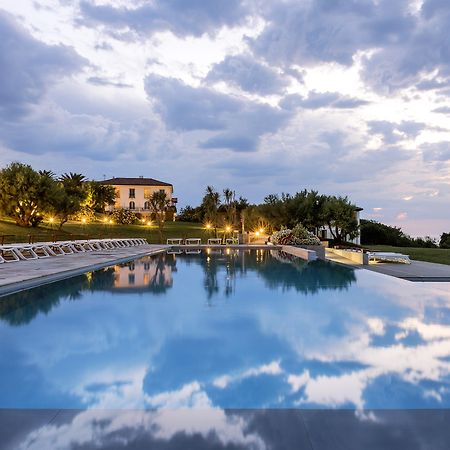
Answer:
[0,238,148,263]
[167,238,239,245]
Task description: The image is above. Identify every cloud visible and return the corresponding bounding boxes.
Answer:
[433,106,450,114]
[368,120,425,144]
[250,0,413,68]
[248,0,450,92]
[0,10,87,119]
[206,53,289,95]
[0,104,155,160]
[87,76,132,88]
[421,142,450,162]
[78,0,252,39]
[144,74,291,152]
[280,91,369,110]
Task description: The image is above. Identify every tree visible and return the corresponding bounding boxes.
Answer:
[83,181,116,213]
[322,196,359,243]
[53,172,87,229]
[201,186,221,235]
[149,190,171,243]
[223,188,236,228]
[177,205,202,222]
[440,233,450,249]
[0,162,59,227]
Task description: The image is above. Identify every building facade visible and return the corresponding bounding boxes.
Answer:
[102,176,177,217]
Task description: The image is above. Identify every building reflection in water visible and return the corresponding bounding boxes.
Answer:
[113,255,174,292]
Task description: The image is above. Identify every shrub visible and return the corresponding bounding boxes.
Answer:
[440,233,450,249]
[292,223,322,245]
[111,208,138,225]
[272,225,321,246]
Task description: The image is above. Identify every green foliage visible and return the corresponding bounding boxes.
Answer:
[272,224,322,246]
[177,205,202,222]
[201,186,221,234]
[148,190,171,242]
[53,172,87,229]
[440,233,450,249]
[291,223,322,245]
[83,181,116,213]
[361,220,437,248]
[111,208,138,225]
[322,196,359,243]
[0,162,60,227]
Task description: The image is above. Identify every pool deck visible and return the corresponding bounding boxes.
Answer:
[325,249,450,281]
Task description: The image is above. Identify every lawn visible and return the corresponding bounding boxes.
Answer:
[368,245,450,266]
[0,217,215,244]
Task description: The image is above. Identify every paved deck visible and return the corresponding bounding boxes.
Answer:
[0,244,167,296]
[325,249,450,281]
[365,259,450,281]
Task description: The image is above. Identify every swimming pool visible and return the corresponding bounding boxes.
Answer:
[1,248,450,411]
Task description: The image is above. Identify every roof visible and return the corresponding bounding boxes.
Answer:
[101,177,172,187]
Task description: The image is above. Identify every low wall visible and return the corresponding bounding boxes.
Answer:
[282,245,317,262]
[328,248,369,265]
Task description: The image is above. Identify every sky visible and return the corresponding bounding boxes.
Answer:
[0,0,449,236]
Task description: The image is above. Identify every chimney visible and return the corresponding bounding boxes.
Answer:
[139,175,143,179]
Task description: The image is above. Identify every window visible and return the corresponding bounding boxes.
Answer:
[129,188,135,198]
[128,273,135,285]
[144,201,150,210]
[129,201,135,210]
[144,188,151,199]
[159,189,165,194]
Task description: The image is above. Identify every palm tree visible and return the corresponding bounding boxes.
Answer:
[149,190,171,243]
[203,186,220,236]
[223,188,236,230]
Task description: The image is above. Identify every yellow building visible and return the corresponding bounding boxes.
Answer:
[102,176,177,217]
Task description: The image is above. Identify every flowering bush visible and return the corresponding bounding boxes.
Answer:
[271,228,301,245]
[292,223,322,245]
[111,208,138,225]
[272,224,321,246]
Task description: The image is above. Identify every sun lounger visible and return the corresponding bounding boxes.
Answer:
[368,252,411,264]
[167,238,183,245]
[207,238,222,245]
[0,246,21,262]
[185,238,201,245]
[225,238,239,245]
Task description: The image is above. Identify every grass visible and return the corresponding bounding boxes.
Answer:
[368,245,450,266]
[0,216,218,244]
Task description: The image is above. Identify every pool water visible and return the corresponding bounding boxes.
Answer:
[1,249,450,410]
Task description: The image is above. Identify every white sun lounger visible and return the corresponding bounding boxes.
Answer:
[225,238,239,245]
[368,252,411,264]
[185,238,201,245]
[167,238,183,245]
[0,246,21,262]
[207,238,222,245]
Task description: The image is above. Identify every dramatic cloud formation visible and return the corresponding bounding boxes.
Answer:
[1,0,450,235]
[145,74,290,151]
[0,10,86,118]
[78,0,252,38]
